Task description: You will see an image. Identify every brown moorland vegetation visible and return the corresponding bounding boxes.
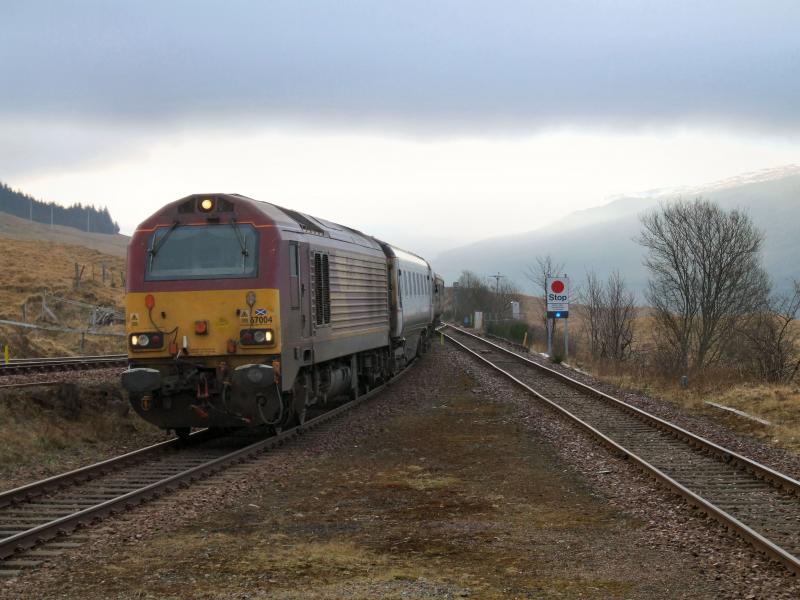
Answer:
[0,217,127,357]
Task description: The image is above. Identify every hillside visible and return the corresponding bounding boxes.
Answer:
[0,182,120,234]
[0,219,128,356]
[434,165,800,294]
[0,212,129,257]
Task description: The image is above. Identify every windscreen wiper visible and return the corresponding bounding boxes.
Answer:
[148,221,180,270]
[230,218,249,271]
[149,221,180,258]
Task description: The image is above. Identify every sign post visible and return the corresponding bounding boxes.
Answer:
[545,275,570,359]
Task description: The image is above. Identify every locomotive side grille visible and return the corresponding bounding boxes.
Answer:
[322,254,331,324]
[312,251,332,327]
[327,252,389,333]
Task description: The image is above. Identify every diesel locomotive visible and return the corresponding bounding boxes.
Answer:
[121,193,444,437]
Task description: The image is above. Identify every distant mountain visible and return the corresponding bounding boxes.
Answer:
[433,165,800,295]
[0,182,120,235]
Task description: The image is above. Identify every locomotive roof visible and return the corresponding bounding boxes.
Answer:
[149,193,432,266]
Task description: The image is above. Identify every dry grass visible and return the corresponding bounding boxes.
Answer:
[374,465,462,491]
[0,233,126,356]
[0,385,158,483]
[595,367,800,453]
[512,298,800,454]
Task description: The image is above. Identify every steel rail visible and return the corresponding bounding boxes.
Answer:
[443,325,800,574]
[0,381,61,390]
[0,431,210,510]
[0,355,127,375]
[0,362,414,561]
[2,355,126,365]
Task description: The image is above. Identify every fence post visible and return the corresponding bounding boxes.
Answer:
[3,344,8,365]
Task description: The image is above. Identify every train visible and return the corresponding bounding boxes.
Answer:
[121,193,444,437]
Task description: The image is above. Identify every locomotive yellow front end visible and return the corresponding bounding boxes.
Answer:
[121,194,291,437]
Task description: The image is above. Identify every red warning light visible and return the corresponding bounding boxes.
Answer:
[551,280,565,294]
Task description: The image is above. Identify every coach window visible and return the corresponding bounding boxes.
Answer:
[289,242,300,309]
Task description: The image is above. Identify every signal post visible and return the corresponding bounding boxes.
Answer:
[545,275,569,359]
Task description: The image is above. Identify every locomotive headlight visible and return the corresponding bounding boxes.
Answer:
[130,332,163,350]
[199,198,214,212]
[239,328,274,346]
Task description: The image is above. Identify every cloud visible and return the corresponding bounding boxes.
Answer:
[1,1,799,136]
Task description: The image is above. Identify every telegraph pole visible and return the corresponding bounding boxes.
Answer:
[489,273,504,294]
[489,273,504,321]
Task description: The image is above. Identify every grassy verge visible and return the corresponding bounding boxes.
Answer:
[0,383,162,487]
[581,360,800,454]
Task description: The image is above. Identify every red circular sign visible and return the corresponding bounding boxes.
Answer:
[551,280,565,294]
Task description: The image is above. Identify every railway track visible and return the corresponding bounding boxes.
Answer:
[0,355,127,376]
[443,324,800,575]
[0,364,412,577]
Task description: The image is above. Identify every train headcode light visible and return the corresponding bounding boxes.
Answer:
[199,198,214,212]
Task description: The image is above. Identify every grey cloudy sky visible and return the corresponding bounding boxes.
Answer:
[3,1,799,130]
[1,1,799,255]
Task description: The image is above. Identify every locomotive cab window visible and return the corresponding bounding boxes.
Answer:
[145,224,258,281]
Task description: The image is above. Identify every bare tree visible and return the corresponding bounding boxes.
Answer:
[638,198,767,373]
[525,255,565,326]
[602,271,636,361]
[737,282,800,383]
[490,279,522,320]
[453,270,492,324]
[525,254,565,296]
[581,269,636,361]
[582,270,604,356]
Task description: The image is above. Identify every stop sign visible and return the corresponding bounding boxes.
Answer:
[545,276,569,315]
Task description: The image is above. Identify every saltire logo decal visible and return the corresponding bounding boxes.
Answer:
[254,308,267,316]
